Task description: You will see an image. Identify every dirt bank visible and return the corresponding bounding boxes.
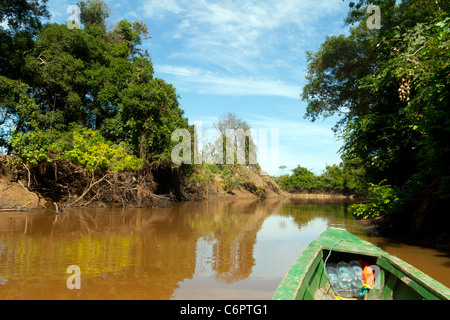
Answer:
[0,156,353,212]
[0,156,287,211]
[0,155,43,210]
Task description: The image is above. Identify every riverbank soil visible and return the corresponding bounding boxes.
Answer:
[0,158,179,211]
[0,157,296,211]
[0,155,43,210]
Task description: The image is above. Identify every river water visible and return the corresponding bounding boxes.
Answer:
[0,198,449,299]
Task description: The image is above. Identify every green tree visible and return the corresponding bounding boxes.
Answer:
[113,74,189,160]
[10,124,142,171]
[319,164,344,189]
[1,0,189,166]
[302,0,450,234]
[0,76,42,150]
[281,165,318,189]
[78,0,109,36]
[23,23,106,129]
[350,181,400,219]
[0,0,50,33]
[0,0,50,79]
[1,0,51,148]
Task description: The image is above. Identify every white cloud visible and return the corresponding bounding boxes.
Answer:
[244,114,339,146]
[142,0,348,73]
[157,64,300,98]
[141,0,184,19]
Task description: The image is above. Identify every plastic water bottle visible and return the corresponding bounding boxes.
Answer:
[325,263,340,290]
[336,261,352,290]
[349,260,363,283]
[348,260,364,296]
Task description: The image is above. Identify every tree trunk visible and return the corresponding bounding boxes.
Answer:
[139,131,146,160]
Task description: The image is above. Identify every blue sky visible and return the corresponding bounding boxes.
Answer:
[47,0,352,175]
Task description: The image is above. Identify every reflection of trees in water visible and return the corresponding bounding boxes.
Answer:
[0,198,352,298]
[0,208,198,299]
[278,199,353,231]
[180,199,285,284]
[212,230,255,283]
[200,199,351,284]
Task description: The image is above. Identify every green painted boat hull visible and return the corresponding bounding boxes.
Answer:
[273,228,450,300]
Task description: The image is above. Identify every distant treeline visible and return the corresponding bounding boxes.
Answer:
[273,161,365,195]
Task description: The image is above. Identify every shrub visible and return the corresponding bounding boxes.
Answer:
[220,167,242,192]
[10,124,142,172]
[349,181,400,219]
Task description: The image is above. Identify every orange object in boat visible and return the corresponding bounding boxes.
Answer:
[362,265,375,287]
[358,260,375,287]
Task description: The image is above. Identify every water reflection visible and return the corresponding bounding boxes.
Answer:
[0,198,448,299]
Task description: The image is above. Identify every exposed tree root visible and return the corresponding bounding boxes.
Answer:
[11,160,175,211]
[2,157,287,213]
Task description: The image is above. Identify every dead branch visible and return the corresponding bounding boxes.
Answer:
[17,180,34,201]
[36,54,46,65]
[22,163,31,189]
[67,174,108,207]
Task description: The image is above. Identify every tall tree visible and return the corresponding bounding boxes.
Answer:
[0,0,50,79]
[212,112,257,166]
[302,0,450,235]
[0,0,50,33]
[0,0,50,149]
[1,0,189,165]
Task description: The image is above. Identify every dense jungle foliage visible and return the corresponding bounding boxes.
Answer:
[302,0,450,236]
[0,0,190,167]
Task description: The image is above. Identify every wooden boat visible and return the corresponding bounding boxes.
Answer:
[273,228,450,300]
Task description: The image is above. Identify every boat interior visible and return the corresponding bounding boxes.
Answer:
[305,249,430,300]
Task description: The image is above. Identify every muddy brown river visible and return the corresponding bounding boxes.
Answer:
[0,198,449,299]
